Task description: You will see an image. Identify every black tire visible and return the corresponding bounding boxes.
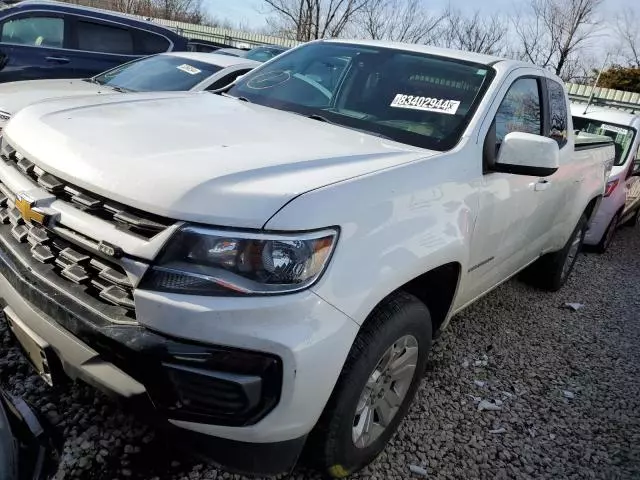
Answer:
[525,214,587,292]
[595,212,619,253]
[307,292,432,478]
[624,207,640,227]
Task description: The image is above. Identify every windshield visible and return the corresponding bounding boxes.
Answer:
[227,42,493,151]
[573,116,636,166]
[93,55,222,92]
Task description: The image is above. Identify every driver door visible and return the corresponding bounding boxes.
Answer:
[461,72,556,304]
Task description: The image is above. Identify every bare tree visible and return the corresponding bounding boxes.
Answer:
[437,8,509,55]
[615,7,640,68]
[110,0,143,14]
[513,0,604,79]
[263,0,370,41]
[560,52,601,83]
[150,0,205,22]
[64,0,207,22]
[353,0,443,44]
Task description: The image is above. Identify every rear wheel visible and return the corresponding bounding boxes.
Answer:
[596,212,619,253]
[308,292,432,478]
[525,214,587,291]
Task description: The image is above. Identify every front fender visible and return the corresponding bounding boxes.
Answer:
[265,153,476,325]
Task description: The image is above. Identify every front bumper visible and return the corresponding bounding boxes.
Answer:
[0,224,359,473]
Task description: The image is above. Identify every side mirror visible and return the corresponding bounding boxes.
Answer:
[495,132,560,177]
[632,160,640,177]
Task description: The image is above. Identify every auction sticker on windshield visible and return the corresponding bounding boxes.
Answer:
[390,94,460,115]
[177,64,202,75]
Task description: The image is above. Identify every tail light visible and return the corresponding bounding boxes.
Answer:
[604,179,619,197]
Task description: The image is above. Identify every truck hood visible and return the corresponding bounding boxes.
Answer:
[5,92,436,228]
[0,79,114,117]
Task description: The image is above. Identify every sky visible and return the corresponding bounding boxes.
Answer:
[205,0,640,31]
[206,0,263,27]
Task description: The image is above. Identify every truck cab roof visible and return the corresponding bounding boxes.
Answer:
[322,39,533,70]
[570,103,640,128]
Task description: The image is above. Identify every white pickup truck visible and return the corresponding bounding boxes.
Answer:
[0,40,613,477]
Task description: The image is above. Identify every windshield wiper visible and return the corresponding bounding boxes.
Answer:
[304,112,393,140]
[219,92,251,102]
[307,113,331,123]
[109,86,131,93]
[83,78,131,92]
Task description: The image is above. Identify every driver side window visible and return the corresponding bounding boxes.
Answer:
[494,78,542,151]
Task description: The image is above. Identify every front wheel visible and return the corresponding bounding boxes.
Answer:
[525,214,587,291]
[307,292,432,478]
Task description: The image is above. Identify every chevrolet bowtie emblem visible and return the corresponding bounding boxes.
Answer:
[15,194,48,225]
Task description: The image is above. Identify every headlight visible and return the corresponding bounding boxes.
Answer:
[140,226,338,296]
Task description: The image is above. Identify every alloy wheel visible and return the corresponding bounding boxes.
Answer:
[352,335,419,449]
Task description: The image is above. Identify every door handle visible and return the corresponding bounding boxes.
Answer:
[534,179,552,191]
[45,56,69,64]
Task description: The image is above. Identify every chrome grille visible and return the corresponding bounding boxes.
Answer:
[0,199,136,317]
[1,145,173,239]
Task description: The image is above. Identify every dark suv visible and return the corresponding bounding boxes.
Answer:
[0,0,187,82]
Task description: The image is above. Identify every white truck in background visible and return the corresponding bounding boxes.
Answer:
[0,40,613,477]
[570,92,640,252]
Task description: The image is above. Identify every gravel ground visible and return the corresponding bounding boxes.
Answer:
[1,226,639,480]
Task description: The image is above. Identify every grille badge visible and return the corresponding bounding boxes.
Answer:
[14,193,49,226]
